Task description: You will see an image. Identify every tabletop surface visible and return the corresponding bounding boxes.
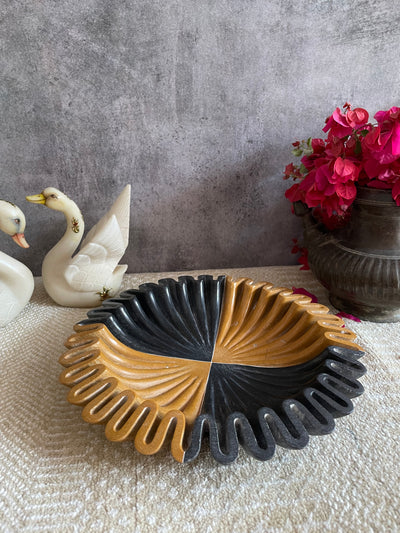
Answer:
[1,266,399,533]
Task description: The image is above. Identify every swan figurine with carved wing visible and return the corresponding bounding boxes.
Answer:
[26,185,131,307]
[0,200,34,327]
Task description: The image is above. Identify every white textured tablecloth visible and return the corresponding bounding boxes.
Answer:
[1,266,399,533]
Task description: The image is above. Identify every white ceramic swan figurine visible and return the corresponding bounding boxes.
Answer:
[26,185,131,308]
[0,200,34,327]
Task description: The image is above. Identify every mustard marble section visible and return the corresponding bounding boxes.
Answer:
[213,277,361,367]
[59,323,211,462]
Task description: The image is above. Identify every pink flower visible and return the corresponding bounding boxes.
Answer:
[284,162,304,181]
[323,108,353,138]
[290,241,310,270]
[363,107,400,164]
[374,106,400,124]
[335,180,357,200]
[336,311,361,322]
[315,164,336,193]
[284,163,295,179]
[291,287,318,302]
[300,170,335,208]
[363,157,388,180]
[329,158,359,184]
[325,137,345,158]
[311,138,325,153]
[363,126,398,164]
[291,238,300,254]
[320,192,352,218]
[298,248,310,270]
[285,182,302,203]
[301,154,316,171]
[346,108,369,128]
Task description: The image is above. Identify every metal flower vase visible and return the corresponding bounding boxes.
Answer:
[294,186,400,322]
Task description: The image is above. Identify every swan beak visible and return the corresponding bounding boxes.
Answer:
[26,193,46,205]
[12,233,30,248]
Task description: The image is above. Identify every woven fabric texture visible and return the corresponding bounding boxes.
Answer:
[1,266,399,532]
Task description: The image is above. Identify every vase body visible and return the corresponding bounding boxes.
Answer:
[296,187,400,322]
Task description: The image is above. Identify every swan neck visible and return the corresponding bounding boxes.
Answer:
[58,200,85,253]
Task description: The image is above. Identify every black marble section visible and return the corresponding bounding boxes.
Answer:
[80,275,226,361]
[184,346,366,463]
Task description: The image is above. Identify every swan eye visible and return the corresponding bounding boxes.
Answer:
[50,194,57,199]
[14,218,20,224]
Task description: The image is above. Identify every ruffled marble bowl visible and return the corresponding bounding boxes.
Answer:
[59,275,366,464]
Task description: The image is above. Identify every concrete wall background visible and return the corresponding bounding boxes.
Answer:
[1,0,399,276]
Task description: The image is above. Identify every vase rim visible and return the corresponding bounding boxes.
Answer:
[355,185,396,205]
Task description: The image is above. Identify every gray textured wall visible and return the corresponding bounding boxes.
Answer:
[1,0,399,276]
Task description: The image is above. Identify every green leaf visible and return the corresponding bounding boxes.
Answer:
[291,148,303,157]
